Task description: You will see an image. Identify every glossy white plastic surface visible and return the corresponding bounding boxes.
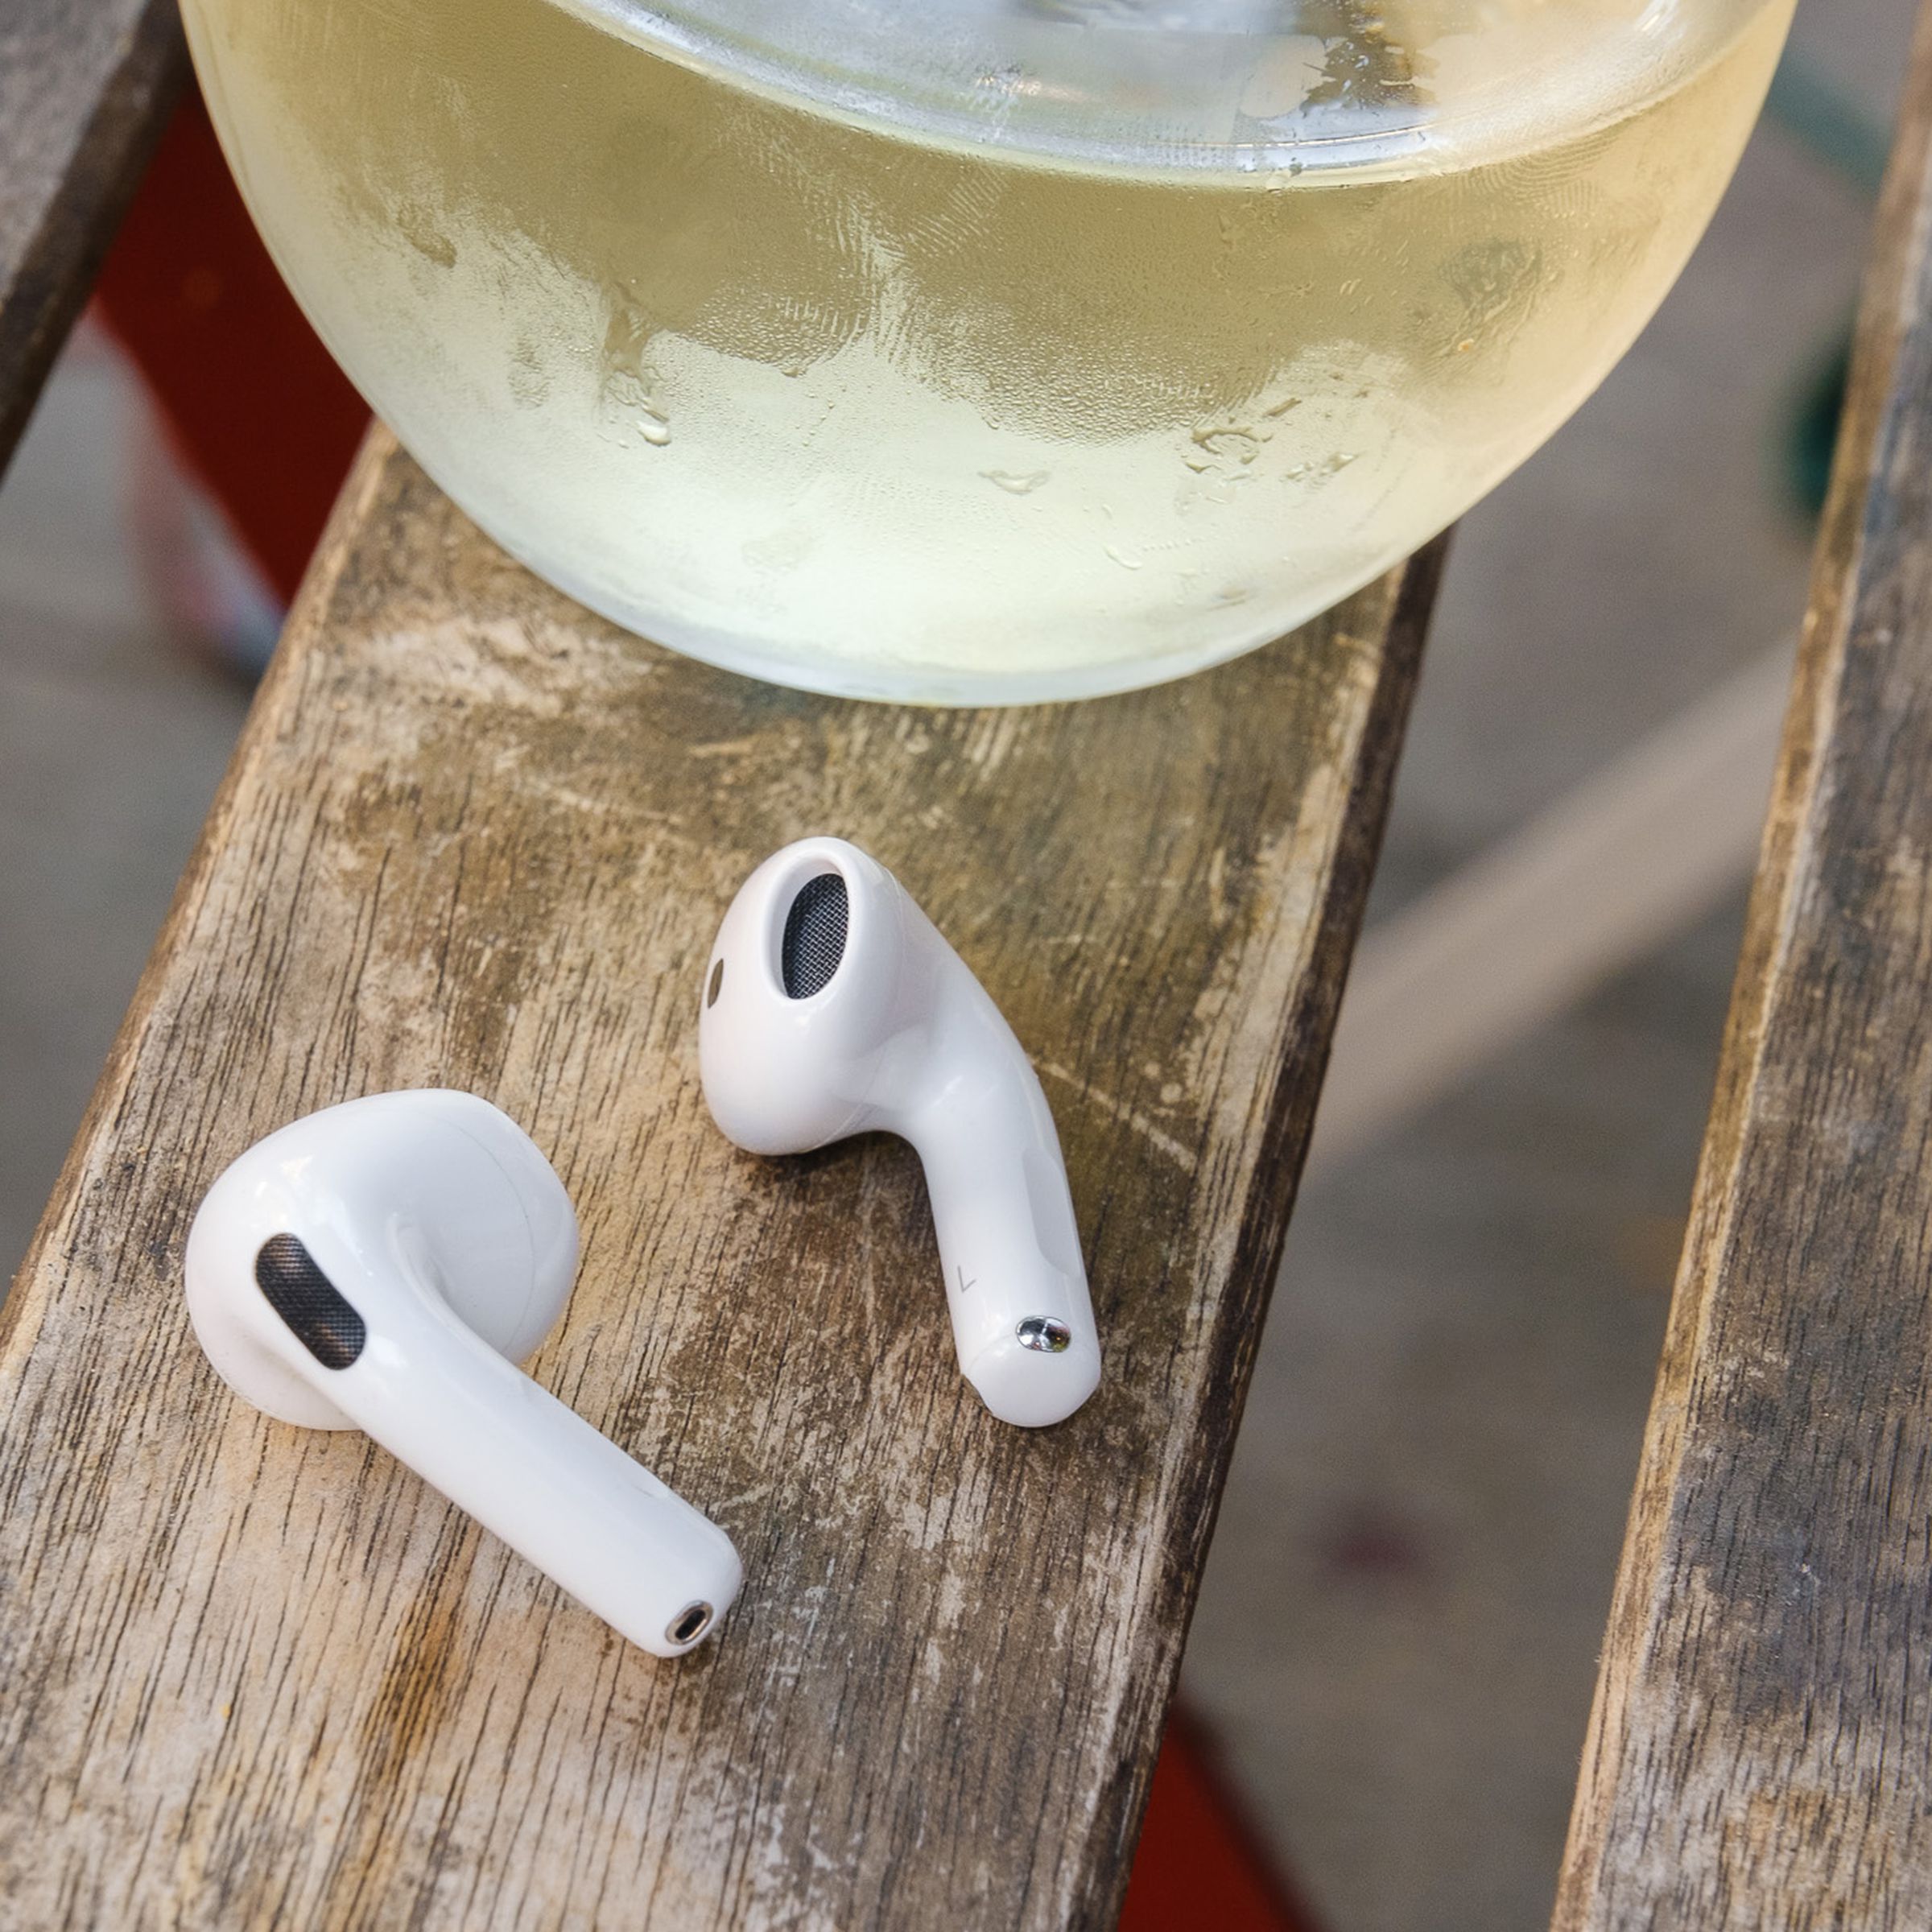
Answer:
[700,838,1102,1427]
[184,1091,742,1657]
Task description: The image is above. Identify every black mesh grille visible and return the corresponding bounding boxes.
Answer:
[781,873,848,998]
[254,1234,366,1370]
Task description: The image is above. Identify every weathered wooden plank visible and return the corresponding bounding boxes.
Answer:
[1554,6,1932,1926]
[0,429,1438,1928]
[0,0,185,473]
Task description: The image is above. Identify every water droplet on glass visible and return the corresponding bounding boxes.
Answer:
[1191,426,1261,466]
[982,469,1051,495]
[397,203,456,269]
[1285,452,1358,486]
[509,341,550,410]
[600,299,672,448]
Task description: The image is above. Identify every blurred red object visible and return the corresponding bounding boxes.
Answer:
[1121,1712,1319,1932]
[91,91,368,605]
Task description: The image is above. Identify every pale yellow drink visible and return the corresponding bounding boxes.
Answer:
[180,0,1794,700]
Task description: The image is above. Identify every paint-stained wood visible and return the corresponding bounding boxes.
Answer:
[0,0,186,473]
[0,427,1439,1927]
[1554,8,1932,1926]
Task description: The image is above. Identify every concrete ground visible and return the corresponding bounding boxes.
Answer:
[0,3,1916,1925]
[0,332,250,1276]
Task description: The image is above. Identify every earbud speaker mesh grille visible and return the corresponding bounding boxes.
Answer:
[781,873,848,999]
[254,1233,367,1370]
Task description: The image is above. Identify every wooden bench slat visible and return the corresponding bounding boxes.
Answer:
[0,431,1440,1927]
[1554,8,1932,1925]
[0,0,184,472]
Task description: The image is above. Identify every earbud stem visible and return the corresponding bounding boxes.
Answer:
[307,1255,741,1657]
[904,992,1101,1428]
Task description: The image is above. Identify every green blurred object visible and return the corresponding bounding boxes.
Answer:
[1786,331,1853,524]
[1764,48,1885,522]
[1765,50,1889,194]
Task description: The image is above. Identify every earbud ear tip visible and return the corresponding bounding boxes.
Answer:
[963,1336,1102,1429]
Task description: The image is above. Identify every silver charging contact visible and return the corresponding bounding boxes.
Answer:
[1017,1317,1073,1354]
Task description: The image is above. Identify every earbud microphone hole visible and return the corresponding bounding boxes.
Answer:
[667,1601,715,1645]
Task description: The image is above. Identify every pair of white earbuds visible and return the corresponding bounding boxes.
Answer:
[184,839,1101,1658]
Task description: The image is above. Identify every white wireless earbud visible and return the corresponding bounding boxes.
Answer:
[184,1089,742,1657]
[700,837,1102,1428]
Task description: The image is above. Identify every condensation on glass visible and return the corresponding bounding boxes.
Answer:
[180,0,1794,700]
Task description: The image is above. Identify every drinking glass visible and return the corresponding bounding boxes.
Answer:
[178,0,1795,702]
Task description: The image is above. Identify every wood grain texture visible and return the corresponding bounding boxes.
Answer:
[1554,7,1932,1926]
[0,427,1439,1929]
[0,0,185,473]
